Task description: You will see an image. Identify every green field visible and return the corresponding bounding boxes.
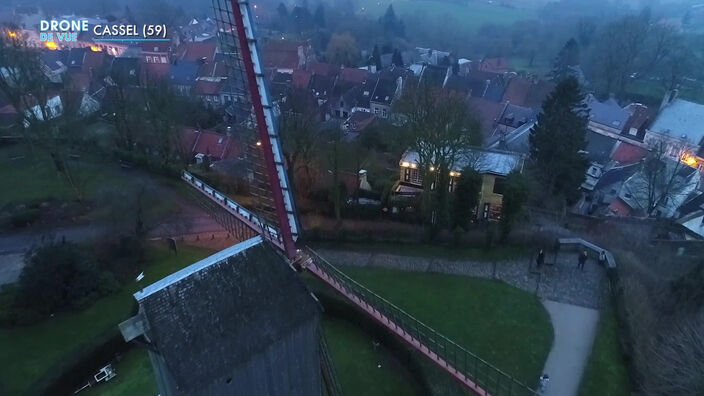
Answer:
[335,266,553,387]
[578,307,630,396]
[0,245,213,396]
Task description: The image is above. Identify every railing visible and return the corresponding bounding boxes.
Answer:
[319,331,345,396]
[182,170,284,250]
[305,248,538,396]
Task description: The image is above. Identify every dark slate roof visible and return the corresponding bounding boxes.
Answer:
[41,50,69,72]
[595,163,639,189]
[310,74,334,99]
[443,75,474,96]
[678,192,704,216]
[67,47,87,68]
[136,237,319,395]
[421,64,447,87]
[170,61,200,86]
[586,94,630,131]
[110,57,141,86]
[585,130,618,164]
[498,103,536,128]
[371,78,395,105]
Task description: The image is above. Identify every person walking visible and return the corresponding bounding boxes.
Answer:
[577,250,588,270]
[598,250,607,267]
[538,373,550,393]
[536,249,545,268]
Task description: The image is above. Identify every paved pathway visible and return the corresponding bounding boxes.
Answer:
[540,300,600,396]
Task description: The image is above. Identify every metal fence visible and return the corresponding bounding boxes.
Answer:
[306,248,538,396]
[319,331,345,396]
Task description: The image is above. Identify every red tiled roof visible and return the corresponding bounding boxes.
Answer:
[192,79,223,95]
[479,57,510,73]
[183,128,242,161]
[608,198,631,217]
[0,104,17,114]
[141,41,171,53]
[262,48,299,71]
[308,62,337,77]
[198,61,228,78]
[611,142,647,164]
[69,71,91,92]
[292,69,312,89]
[503,77,555,108]
[142,62,171,81]
[339,67,368,84]
[467,97,505,139]
[177,42,216,62]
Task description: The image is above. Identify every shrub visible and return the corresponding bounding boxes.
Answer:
[15,242,116,317]
[10,208,40,228]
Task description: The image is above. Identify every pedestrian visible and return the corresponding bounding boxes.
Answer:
[598,250,607,267]
[536,249,545,268]
[577,250,588,270]
[539,373,550,393]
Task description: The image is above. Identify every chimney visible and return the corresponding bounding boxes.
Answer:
[660,89,679,111]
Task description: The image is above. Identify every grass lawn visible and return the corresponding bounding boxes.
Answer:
[0,244,213,396]
[578,306,630,396]
[313,240,530,261]
[334,266,553,387]
[323,318,422,396]
[81,347,157,396]
[510,56,552,77]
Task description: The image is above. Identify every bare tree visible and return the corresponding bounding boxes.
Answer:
[629,141,697,217]
[395,81,478,235]
[281,92,321,198]
[0,35,84,200]
[643,313,704,396]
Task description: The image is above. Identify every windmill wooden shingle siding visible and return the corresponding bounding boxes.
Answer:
[119,237,321,396]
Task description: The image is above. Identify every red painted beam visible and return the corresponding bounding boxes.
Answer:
[228,0,297,260]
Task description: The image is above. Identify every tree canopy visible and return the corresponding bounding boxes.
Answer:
[529,76,589,203]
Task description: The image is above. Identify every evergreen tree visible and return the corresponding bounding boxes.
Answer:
[529,76,589,203]
[380,5,405,37]
[499,171,530,241]
[372,44,382,70]
[551,38,580,81]
[453,167,482,232]
[392,49,404,67]
[277,2,288,18]
[313,4,325,28]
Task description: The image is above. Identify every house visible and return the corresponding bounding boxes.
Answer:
[494,103,536,137]
[141,41,171,65]
[676,193,704,238]
[182,128,242,163]
[415,47,451,66]
[108,57,141,86]
[175,41,217,63]
[609,159,699,218]
[261,39,312,74]
[118,237,321,396]
[647,90,704,171]
[170,61,201,95]
[486,120,535,154]
[477,57,511,74]
[610,141,648,164]
[467,97,506,140]
[395,148,525,220]
[342,111,376,133]
[24,94,62,124]
[369,77,398,119]
[502,77,555,109]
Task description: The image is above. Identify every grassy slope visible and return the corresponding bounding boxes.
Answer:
[337,266,553,387]
[578,306,630,396]
[81,347,157,396]
[324,318,422,396]
[0,245,213,396]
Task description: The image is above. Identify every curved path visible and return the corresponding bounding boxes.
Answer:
[540,300,599,396]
